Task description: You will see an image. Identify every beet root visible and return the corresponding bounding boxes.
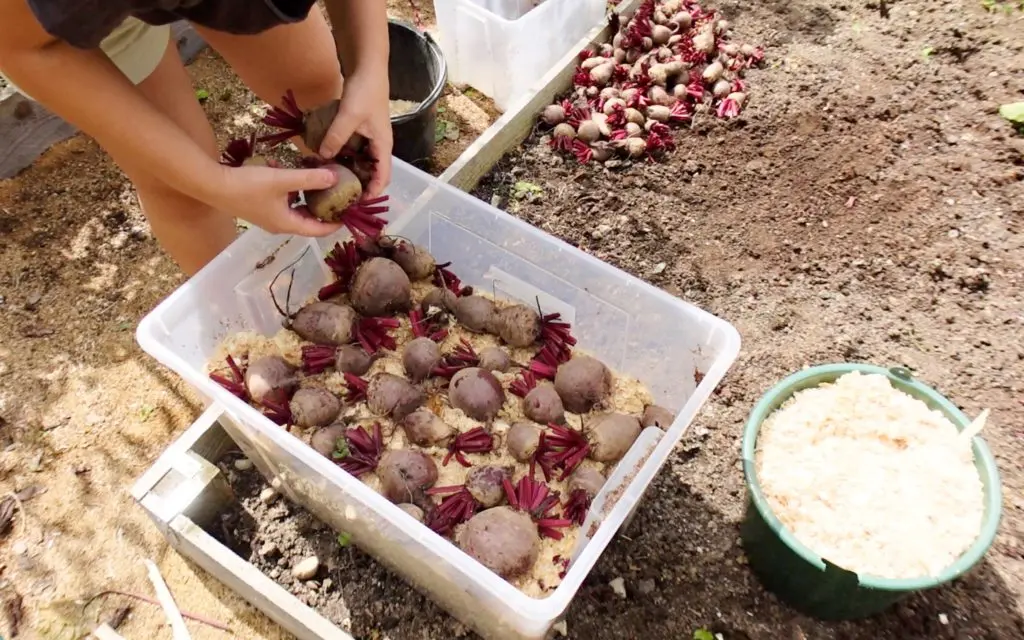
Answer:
[449,367,506,422]
[291,301,358,345]
[402,337,442,383]
[366,373,424,421]
[379,237,437,281]
[641,404,676,428]
[301,99,339,152]
[401,408,454,447]
[310,423,348,459]
[567,467,606,498]
[289,388,342,428]
[523,384,565,425]
[350,257,412,317]
[335,344,376,375]
[244,356,298,405]
[477,346,511,372]
[452,295,497,333]
[305,163,364,223]
[554,354,613,414]
[491,304,541,347]
[465,465,512,508]
[586,413,641,462]
[457,506,540,579]
[378,449,439,503]
[420,287,458,314]
[506,422,543,462]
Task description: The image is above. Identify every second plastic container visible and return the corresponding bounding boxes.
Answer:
[433,0,607,111]
[388,20,447,166]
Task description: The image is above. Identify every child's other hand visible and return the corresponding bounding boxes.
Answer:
[317,70,393,197]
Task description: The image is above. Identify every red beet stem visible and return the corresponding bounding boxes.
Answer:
[317,280,347,301]
[539,313,576,351]
[564,488,592,526]
[260,89,304,146]
[509,371,539,398]
[210,355,249,399]
[336,422,384,476]
[259,397,292,426]
[537,424,590,480]
[409,308,447,342]
[572,139,593,164]
[301,344,337,374]
[536,518,573,540]
[504,476,569,538]
[432,339,479,379]
[220,134,257,167]
[319,241,363,299]
[443,427,494,467]
[432,262,470,296]
[343,372,369,402]
[339,196,389,240]
[354,317,399,354]
[716,97,741,119]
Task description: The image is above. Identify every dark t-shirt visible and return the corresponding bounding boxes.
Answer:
[27,0,318,49]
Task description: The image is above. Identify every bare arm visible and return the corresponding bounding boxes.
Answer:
[0,0,224,201]
[321,0,390,79]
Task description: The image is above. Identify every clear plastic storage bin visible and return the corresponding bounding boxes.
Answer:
[136,158,740,640]
[433,0,608,111]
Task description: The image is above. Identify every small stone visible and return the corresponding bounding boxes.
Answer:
[637,579,656,595]
[269,568,281,579]
[293,556,320,581]
[258,542,279,557]
[234,458,253,471]
[12,541,28,555]
[259,488,277,504]
[609,577,626,598]
[939,613,949,625]
[650,262,666,275]
[552,621,568,636]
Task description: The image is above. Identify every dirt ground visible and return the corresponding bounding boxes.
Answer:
[0,0,1022,639]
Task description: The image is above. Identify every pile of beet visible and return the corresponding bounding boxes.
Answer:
[207,212,677,591]
[540,0,765,164]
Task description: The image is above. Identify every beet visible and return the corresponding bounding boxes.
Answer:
[291,301,358,345]
[401,408,453,447]
[366,373,424,421]
[403,337,442,383]
[506,422,543,462]
[379,237,436,281]
[522,383,565,425]
[586,413,641,462]
[378,449,439,503]
[305,163,364,223]
[244,356,297,405]
[567,467,606,498]
[301,99,339,152]
[449,367,506,422]
[457,506,540,579]
[452,295,497,333]
[641,404,676,428]
[310,423,348,459]
[465,465,512,508]
[350,257,412,317]
[554,355,613,414]
[491,304,541,347]
[289,388,342,428]
[477,346,511,372]
[335,344,375,375]
[420,287,458,314]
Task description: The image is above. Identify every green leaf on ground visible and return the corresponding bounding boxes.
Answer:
[195,88,210,102]
[337,532,352,547]
[693,629,714,640]
[435,119,460,143]
[999,102,1024,124]
[512,181,543,200]
[138,405,155,421]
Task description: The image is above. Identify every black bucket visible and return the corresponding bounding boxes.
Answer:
[388,20,447,167]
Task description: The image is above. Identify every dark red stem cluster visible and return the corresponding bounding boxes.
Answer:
[353,317,400,354]
[535,423,590,481]
[408,308,449,342]
[424,485,479,535]
[432,262,472,296]
[343,372,370,403]
[443,427,494,467]
[509,370,540,399]
[220,134,257,167]
[503,476,573,540]
[259,89,305,146]
[318,240,364,300]
[209,356,293,426]
[432,339,479,379]
[564,489,592,527]
[334,422,385,476]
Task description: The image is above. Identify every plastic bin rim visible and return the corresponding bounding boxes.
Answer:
[387,19,447,126]
[741,362,1003,591]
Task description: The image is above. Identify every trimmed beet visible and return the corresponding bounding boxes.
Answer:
[641,404,676,428]
[291,301,358,345]
[401,408,453,447]
[587,413,641,462]
[244,356,297,405]
[379,237,437,281]
[403,337,442,383]
[452,295,496,333]
[554,354,613,414]
[420,287,458,314]
[305,163,364,223]
[289,388,342,428]
[367,373,424,421]
[350,257,412,317]
[465,465,512,508]
[491,304,541,347]
[302,99,339,152]
[457,506,540,579]
[477,346,511,372]
[567,467,606,498]
[449,367,506,422]
[335,345,376,375]
[523,384,564,425]
[310,423,348,459]
[398,503,425,522]
[506,422,543,463]
[378,449,439,503]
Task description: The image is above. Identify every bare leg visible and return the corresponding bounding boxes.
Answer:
[128,40,236,275]
[192,5,343,155]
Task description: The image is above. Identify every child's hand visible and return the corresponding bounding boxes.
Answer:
[317,70,393,197]
[207,164,344,237]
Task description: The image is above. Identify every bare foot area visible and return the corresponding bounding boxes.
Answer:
[1,0,1022,639]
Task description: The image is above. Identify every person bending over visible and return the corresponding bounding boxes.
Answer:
[0,0,392,275]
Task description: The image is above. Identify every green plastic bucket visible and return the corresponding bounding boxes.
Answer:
[740,363,1002,620]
